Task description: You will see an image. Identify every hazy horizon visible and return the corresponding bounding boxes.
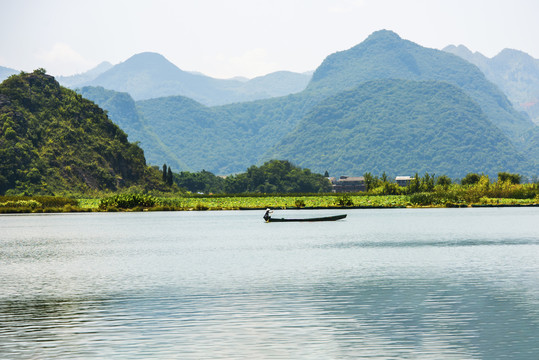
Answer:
[2,0,539,79]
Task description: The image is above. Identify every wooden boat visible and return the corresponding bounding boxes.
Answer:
[266,214,347,222]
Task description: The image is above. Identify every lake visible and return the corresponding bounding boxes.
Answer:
[1,208,538,359]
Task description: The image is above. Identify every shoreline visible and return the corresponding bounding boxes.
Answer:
[1,202,539,214]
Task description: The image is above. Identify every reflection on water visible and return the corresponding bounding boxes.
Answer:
[0,208,538,359]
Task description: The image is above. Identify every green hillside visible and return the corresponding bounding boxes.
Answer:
[136,91,317,173]
[522,127,539,165]
[0,70,159,195]
[136,95,250,172]
[267,79,532,178]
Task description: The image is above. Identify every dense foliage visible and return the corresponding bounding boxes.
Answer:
[174,160,332,194]
[135,93,314,173]
[0,69,163,195]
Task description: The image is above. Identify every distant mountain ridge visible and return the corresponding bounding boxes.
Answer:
[78,52,311,105]
[444,44,539,124]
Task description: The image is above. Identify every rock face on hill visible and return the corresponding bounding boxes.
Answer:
[0,70,151,194]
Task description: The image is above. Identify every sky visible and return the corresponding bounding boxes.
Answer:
[1,0,539,79]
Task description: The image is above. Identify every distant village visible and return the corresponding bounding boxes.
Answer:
[329,175,412,192]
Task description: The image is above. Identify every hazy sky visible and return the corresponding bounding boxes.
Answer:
[2,0,538,79]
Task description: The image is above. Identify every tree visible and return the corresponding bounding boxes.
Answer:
[421,172,435,192]
[498,172,521,185]
[166,167,173,186]
[408,172,421,193]
[461,173,481,185]
[436,175,452,187]
[162,164,167,183]
[363,172,375,192]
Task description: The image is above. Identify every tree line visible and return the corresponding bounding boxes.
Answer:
[169,160,332,194]
[163,158,537,201]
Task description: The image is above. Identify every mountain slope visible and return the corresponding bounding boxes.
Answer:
[444,45,539,124]
[0,70,154,194]
[307,30,535,144]
[267,79,531,178]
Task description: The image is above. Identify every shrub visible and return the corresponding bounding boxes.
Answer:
[461,173,482,185]
[0,199,42,209]
[409,192,436,206]
[336,194,354,206]
[99,193,156,210]
[194,202,209,210]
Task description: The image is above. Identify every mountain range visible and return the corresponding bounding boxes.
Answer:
[0,55,312,107]
[2,30,538,180]
[66,53,311,106]
[80,30,537,178]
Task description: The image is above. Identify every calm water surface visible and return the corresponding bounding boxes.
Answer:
[1,208,538,359]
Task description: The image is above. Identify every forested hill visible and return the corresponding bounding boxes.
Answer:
[0,70,157,195]
[266,79,533,178]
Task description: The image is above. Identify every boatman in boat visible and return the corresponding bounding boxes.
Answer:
[263,208,273,222]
